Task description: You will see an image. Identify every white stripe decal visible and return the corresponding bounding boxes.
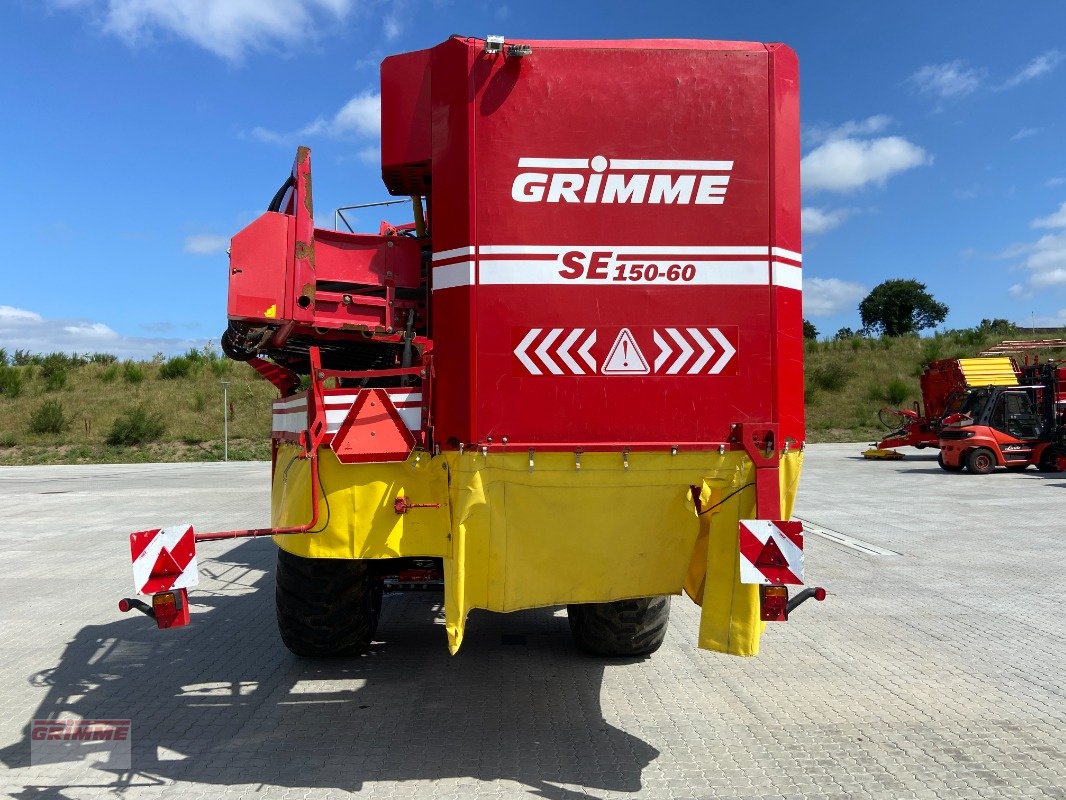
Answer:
[608,159,733,171]
[273,397,307,412]
[426,246,801,290]
[479,245,768,256]
[273,392,423,435]
[772,262,803,291]
[518,157,590,168]
[480,260,771,286]
[432,246,475,262]
[771,247,802,263]
[433,261,475,291]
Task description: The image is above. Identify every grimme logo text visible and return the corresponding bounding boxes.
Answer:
[31,719,131,741]
[511,156,733,205]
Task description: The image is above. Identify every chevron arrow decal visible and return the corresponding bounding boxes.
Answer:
[513,326,737,376]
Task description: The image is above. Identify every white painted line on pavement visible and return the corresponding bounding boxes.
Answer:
[796,518,902,556]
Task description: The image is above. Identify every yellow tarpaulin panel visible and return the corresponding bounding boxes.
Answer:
[271,445,804,656]
[273,446,450,560]
[687,451,803,656]
[958,357,1018,387]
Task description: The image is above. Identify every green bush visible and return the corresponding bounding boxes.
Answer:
[0,347,7,366]
[809,362,849,393]
[107,406,166,445]
[89,352,118,364]
[0,431,17,448]
[192,391,207,413]
[885,377,910,406]
[0,365,22,398]
[957,328,988,348]
[921,337,943,363]
[183,347,207,364]
[122,361,145,384]
[100,364,119,383]
[209,359,229,377]
[158,356,191,380]
[29,400,69,434]
[13,349,37,366]
[39,354,69,391]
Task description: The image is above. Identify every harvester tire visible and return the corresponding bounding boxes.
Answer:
[275,549,381,657]
[1038,447,1065,473]
[567,596,670,657]
[937,453,963,472]
[966,447,996,475]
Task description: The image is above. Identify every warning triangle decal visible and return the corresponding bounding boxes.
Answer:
[150,547,186,579]
[754,536,788,569]
[601,328,650,375]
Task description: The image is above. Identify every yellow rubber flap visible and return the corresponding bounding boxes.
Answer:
[959,357,1017,387]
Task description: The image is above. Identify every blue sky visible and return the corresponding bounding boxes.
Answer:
[2,0,1065,357]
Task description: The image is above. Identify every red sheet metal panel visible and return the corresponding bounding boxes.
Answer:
[399,37,801,448]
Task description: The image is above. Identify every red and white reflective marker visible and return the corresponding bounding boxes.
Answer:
[130,524,199,596]
[738,520,804,585]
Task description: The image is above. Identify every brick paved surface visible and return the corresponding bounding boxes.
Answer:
[0,445,1063,799]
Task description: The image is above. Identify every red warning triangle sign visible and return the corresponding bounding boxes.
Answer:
[754,536,789,569]
[331,389,416,464]
[601,328,650,375]
[150,547,186,579]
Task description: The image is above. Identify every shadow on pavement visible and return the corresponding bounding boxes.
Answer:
[1,540,658,799]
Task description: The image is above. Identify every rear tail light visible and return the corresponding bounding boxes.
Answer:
[760,585,789,622]
[151,588,191,629]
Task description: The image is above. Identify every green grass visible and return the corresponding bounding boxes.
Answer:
[1,327,1064,462]
[0,355,277,465]
[804,329,1066,443]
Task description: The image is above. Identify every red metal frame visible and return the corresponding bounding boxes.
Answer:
[195,348,330,543]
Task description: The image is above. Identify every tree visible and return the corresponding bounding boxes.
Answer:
[834,327,855,341]
[979,318,1017,335]
[859,279,948,337]
[803,319,819,340]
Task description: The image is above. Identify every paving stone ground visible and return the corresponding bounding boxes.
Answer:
[0,444,1063,799]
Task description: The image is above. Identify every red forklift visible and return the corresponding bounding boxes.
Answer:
[937,361,1066,473]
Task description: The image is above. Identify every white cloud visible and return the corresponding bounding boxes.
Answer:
[1000,50,1064,89]
[357,145,379,166]
[383,14,401,40]
[1032,201,1066,229]
[0,306,44,323]
[806,115,892,144]
[802,136,932,193]
[1046,177,1066,187]
[1002,202,1066,296]
[0,306,202,359]
[54,0,355,62]
[1025,309,1066,326]
[1011,127,1044,141]
[251,90,381,146]
[183,234,229,255]
[329,92,381,138]
[802,207,852,235]
[1023,233,1066,289]
[803,278,867,317]
[908,60,984,99]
